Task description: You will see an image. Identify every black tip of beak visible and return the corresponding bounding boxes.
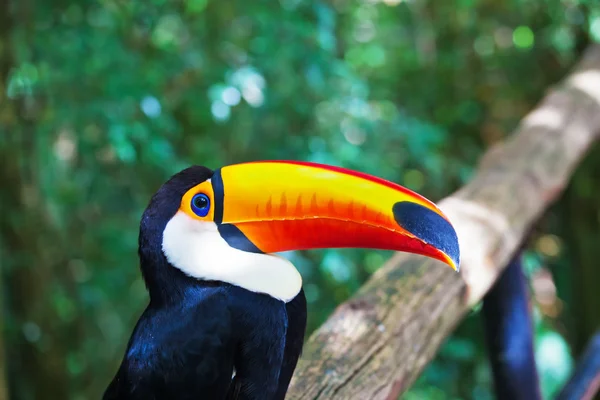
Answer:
[392,201,460,271]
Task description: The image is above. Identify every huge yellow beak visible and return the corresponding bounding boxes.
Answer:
[211,160,460,271]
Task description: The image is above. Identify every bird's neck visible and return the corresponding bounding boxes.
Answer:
[137,210,207,305]
[139,212,303,304]
[161,213,303,303]
[138,233,200,305]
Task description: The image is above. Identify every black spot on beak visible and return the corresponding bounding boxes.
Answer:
[392,201,460,270]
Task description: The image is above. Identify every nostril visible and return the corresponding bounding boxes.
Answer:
[392,201,460,268]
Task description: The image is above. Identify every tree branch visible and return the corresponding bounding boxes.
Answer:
[286,45,600,399]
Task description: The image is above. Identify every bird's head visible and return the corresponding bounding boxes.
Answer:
[139,161,460,302]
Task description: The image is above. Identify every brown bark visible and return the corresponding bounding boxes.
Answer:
[286,45,600,400]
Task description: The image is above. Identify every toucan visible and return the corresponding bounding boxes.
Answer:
[103,160,460,400]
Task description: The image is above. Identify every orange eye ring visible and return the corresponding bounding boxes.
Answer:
[181,181,215,221]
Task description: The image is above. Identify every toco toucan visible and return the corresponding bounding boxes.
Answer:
[103,160,460,400]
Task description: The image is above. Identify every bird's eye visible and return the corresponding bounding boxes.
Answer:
[191,193,211,217]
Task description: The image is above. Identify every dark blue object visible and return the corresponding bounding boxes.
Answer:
[218,223,264,253]
[191,193,211,217]
[555,332,600,400]
[482,256,541,400]
[392,201,460,269]
[211,168,225,224]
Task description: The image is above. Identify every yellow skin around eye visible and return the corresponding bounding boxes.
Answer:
[180,181,215,221]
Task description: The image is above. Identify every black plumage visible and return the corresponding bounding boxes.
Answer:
[104,167,307,400]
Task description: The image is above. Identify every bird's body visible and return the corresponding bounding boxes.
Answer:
[105,282,238,400]
[105,280,306,400]
[104,161,459,399]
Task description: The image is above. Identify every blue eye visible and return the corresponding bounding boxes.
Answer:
[191,193,211,217]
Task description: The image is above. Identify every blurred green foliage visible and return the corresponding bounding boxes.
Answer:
[1,0,600,399]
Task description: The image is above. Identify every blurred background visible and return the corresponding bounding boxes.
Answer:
[1,0,600,399]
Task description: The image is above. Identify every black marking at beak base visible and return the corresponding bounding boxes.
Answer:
[211,168,263,254]
[218,224,264,254]
[392,201,460,269]
[212,168,224,224]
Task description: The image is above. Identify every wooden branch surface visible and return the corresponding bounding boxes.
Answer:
[287,45,600,400]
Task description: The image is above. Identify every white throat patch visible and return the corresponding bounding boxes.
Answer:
[162,212,302,303]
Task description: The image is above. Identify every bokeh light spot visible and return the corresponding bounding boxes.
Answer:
[536,331,573,396]
[185,0,208,14]
[22,322,41,343]
[222,87,241,106]
[590,17,600,41]
[242,84,264,107]
[494,27,513,48]
[474,35,495,56]
[322,252,352,283]
[354,22,376,43]
[343,127,366,145]
[141,96,161,118]
[231,67,266,107]
[54,131,77,162]
[6,62,39,98]
[513,26,534,49]
[211,100,231,121]
[152,15,183,49]
[536,235,562,257]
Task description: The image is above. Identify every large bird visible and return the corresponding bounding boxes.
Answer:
[103,160,460,400]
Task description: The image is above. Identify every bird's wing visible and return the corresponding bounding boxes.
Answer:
[225,374,242,400]
[105,288,239,399]
[274,290,307,400]
[225,291,289,400]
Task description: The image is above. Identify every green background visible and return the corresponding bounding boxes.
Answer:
[2,0,600,398]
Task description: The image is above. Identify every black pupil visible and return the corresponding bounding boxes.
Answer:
[194,195,208,209]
